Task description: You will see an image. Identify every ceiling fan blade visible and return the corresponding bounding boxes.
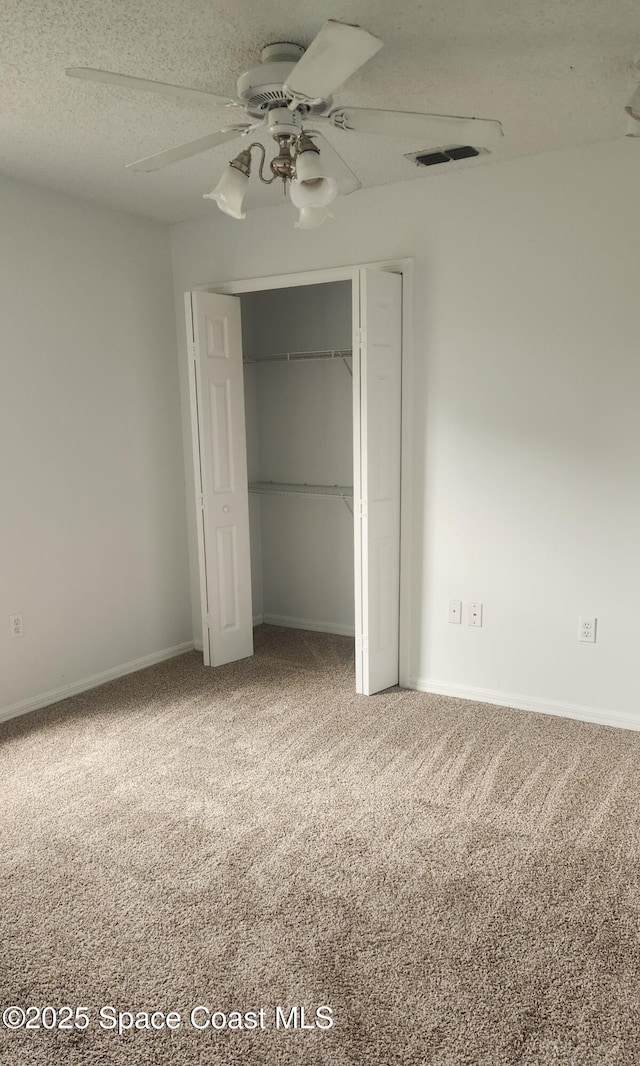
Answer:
[306,131,361,195]
[126,127,251,172]
[66,68,238,108]
[328,106,504,149]
[284,20,383,105]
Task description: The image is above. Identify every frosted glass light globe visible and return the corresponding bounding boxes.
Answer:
[204,166,248,219]
[290,174,338,209]
[295,205,333,229]
[290,144,338,209]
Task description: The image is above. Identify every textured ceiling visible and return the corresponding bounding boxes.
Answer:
[2,0,640,222]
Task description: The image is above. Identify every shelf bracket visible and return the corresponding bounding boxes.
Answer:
[341,496,354,516]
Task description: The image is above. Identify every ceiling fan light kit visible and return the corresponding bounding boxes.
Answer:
[66,18,505,229]
[204,123,338,224]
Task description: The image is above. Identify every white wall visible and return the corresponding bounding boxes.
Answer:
[241,282,354,633]
[171,139,640,727]
[240,282,352,357]
[0,174,192,716]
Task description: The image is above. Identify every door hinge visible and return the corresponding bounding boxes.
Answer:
[355,328,366,350]
[198,494,204,510]
[355,500,366,519]
[356,635,368,654]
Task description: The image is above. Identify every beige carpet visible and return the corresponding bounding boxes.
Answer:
[2,625,640,1066]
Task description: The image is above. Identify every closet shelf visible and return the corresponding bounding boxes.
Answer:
[243,349,352,365]
[249,481,353,500]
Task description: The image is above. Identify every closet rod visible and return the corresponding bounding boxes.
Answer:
[243,349,352,365]
[249,481,353,499]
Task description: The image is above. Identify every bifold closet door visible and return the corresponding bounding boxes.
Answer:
[354,269,402,695]
[186,291,253,667]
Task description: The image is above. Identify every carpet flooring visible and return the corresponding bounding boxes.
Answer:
[2,625,640,1066]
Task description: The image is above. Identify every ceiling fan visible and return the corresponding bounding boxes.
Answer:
[67,19,503,228]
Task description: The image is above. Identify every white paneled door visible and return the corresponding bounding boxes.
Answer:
[187,292,253,667]
[353,269,402,695]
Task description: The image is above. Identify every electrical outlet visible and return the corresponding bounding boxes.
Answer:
[579,616,597,643]
[448,599,462,624]
[468,602,483,627]
[9,614,23,639]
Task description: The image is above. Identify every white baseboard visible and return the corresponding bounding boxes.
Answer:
[0,641,195,726]
[262,613,355,638]
[408,676,640,733]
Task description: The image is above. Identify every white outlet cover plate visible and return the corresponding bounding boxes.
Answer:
[448,599,462,624]
[468,602,483,627]
[579,616,597,642]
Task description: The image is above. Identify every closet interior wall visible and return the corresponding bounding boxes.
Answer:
[241,282,355,636]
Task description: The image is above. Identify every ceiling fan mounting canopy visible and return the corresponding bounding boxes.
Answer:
[260,43,305,63]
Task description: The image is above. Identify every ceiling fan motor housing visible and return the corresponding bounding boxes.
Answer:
[236,42,330,117]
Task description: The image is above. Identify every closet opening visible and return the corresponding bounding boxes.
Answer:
[240,281,355,648]
[186,261,404,695]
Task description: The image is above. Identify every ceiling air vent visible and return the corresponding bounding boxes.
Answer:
[407,145,487,167]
